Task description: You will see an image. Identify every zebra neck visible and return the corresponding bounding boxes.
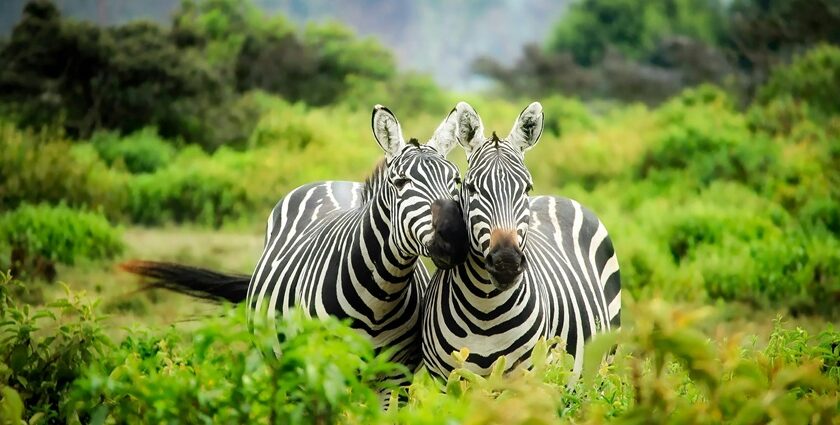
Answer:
[453,253,514,298]
[350,191,418,295]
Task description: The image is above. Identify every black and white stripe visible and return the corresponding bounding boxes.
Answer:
[122,106,467,380]
[247,105,465,371]
[421,102,621,379]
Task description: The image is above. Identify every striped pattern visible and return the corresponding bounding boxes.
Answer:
[247,141,461,371]
[421,103,620,379]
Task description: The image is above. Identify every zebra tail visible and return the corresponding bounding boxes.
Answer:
[119,260,250,304]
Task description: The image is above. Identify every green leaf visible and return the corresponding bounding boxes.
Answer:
[0,386,24,425]
[582,331,619,388]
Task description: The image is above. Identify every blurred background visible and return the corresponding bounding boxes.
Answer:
[1,1,839,422]
[0,0,838,333]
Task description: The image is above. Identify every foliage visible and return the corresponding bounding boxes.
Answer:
[0,272,111,424]
[0,122,126,214]
[3,268,838,425]
[0,0,405,148]
[0,205,124,280]
[176,0,398,107]
[757,44,840,119]
[69,307,400,424]
[638,86,777,188]
[479,0,840,103]
[341,72,451,117]
[91,128,176,174]
[547,0,726,66]
[393,300,840,424]
[125,147,257,227]
[727,0,840,91]
[0,1,223,141]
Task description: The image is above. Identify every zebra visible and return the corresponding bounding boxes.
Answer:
[421,101,621,380]
[123,104,469,377]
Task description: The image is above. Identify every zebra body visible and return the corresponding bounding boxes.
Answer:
[246,106,466,371]
[423,195,620,377]
[247,178,428,366]
[122,105,467,377]
[422,102,620,378]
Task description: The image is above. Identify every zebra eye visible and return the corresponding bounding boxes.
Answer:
[464,181,476,192]
[525,182,534,194]
[393,177,411,190]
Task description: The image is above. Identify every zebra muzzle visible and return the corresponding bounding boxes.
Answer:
[428,199,469,269]
[485,246,526,290]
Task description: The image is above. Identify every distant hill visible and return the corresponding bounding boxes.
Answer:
[0,0,567,89]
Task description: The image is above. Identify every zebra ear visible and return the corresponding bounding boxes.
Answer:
[427,107,459,156]
[508,102,544,152]
[453,101,485,155]
[371,104,405,161]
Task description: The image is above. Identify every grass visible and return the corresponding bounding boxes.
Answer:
[36,227,262,339]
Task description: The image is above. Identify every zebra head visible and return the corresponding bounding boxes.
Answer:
[371,105,468,270]
[450,101,543,290]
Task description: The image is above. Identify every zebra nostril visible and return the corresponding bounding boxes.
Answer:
[485,254,496,268]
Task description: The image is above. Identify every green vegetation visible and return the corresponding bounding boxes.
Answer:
[91,128,176,174]
[2,273,838,424]
[0,0,838,423]
[477,0,840,103]
[0,0,449,149]
[0,205,123,281]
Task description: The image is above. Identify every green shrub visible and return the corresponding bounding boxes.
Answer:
[0,204,124,280]
[247,96,321,150]
[2,270,839,424]
[394,300,838,424]
[341,72,451,117]
[757,44,840,119]
[91,128,176,174]
[758,116,840,235]
[639,87,778,189]
[539,95,596,137]
[0,273,111,424]
[0,123,126,215]
[70,307,401,424]
[127,169,249,227]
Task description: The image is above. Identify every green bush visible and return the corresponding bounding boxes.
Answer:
[247,96,321,150]
[0,273,110,424]
[638,87,778,189]
[757,44,840,119]
[0,123,126,215]
[539,95,596,137]
[692,231,834,309]
[341,72,450,117]
[2,270,839,424]
[756,116,840,235]
[125,147,258,227]
[91,128,176,174]
[69,307,401,424]
[0,204,124,280]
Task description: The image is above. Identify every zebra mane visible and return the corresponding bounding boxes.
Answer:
[491,131,500,148]
[361,159,388,203]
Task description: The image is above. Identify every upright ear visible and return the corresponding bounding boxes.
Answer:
[508,102,544,152]
[453,101,485,155]
[371,105,405,161]
[427,107,458,156]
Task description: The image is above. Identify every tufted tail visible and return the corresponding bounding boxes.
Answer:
[120,260,250,303]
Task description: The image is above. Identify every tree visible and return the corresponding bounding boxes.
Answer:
[547,0,726,66]
[0,1,228,141]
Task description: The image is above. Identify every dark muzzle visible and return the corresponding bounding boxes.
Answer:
[428,199,468,269]
[485,246,526,290]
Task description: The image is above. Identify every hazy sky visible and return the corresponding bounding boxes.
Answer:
[0,0,568,89]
